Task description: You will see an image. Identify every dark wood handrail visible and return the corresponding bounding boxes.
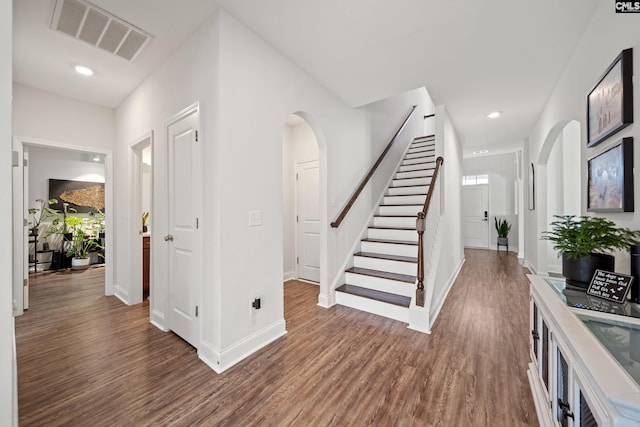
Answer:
[331,105,418,228]
[424,114,435,119]
[416,156,444,307]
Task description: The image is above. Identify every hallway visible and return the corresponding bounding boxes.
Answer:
[16,250,536,426]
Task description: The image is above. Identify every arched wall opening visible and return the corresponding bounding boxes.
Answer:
[282,112,329,305]
[536,120,581,275]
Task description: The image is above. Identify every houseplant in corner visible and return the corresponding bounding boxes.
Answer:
[28,198,59,236]
[65,216,101,270]
[495,217,511,250]
[542,215,640,289]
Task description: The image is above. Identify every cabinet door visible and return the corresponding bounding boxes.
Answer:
[556,347,572,426]
[542,320,550,392]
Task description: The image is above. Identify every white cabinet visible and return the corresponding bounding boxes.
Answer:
[528,275,640,426]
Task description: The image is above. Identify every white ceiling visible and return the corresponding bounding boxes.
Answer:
[13,0,601,151]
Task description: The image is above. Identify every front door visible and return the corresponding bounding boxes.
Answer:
[167,107,200,347]
[462,185,489,249]
[296,160,320,282]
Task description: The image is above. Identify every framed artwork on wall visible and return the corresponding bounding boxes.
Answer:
[587,48,633,147]
[587,137,634,212]
[49,179,105,213]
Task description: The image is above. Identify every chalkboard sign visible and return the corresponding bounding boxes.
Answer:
[587,269,634,303]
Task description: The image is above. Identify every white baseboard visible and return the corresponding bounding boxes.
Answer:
[283,271,296,282]
[317,291,335,308]
[199,319,287,374]
[114,284,130,305]
[429,256,465,328]
[150,309,169,332]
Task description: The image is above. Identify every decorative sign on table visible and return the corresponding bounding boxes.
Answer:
[587,269,633,303]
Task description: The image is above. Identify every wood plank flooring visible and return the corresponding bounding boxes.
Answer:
[16,249,537,426]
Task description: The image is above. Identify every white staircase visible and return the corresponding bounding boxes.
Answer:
[335,136,436,323]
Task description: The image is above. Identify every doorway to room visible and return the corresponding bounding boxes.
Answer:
[283,114,320,283]
[13,139,113,314]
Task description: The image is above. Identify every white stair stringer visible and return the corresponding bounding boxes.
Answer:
[335,136,439,328]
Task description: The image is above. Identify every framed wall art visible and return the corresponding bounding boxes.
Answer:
[528,163,535,210]
[587,48,633,147]
[587,137,633,212]
[49,179,105,213]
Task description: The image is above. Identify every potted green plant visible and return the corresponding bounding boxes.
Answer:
[142,212,149,233]
[495,217,511,250]
[47,203,77,269]
[28,198,59,235]
[65,216,101,270]
[542,215,640,289]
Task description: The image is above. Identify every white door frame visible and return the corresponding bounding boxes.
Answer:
[12,135,114,315]
[462,184,490,249]
[129,132,153,305]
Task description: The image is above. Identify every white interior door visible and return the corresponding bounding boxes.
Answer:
[23,150,29,310]
[167,108,200,347]
[462,185,489,249]
[296,160,320,282]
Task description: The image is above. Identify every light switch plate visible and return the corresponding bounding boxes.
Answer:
[249,211,262,226]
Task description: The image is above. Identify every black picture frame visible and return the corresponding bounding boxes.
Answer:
[49,179,105,213]
[587,48,633,147]
[587,137,634,212]
[528,163,535,210]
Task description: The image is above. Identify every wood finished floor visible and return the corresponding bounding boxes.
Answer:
[16,249,537,426]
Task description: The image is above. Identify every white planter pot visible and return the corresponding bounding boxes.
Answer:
[71,257,90,270]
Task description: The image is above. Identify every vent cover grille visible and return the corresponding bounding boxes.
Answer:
[51,0,152,62]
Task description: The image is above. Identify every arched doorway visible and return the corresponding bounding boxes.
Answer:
[536,120,581,275]
[282,114,321,283]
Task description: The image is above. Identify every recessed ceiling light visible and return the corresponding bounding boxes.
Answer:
[487,111,502,119]
[93,154,101,162]
[75,65,94,76]
[473,150,489,155]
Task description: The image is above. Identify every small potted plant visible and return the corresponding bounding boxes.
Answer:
[495,217,511,250]
[542,215,640,289]
[65,216,102,270]
[142,212,150,233]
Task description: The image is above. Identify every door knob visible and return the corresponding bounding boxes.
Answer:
[164,234,174,241]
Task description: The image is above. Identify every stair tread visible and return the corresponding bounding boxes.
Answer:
[393,176,433,181]
[346,267,416,283]
[369,226,416,231]
[375,215,418,218]
[389,184,429,189]
[355,252,417,263]
[336,284,412,308]
[362,238,418,246]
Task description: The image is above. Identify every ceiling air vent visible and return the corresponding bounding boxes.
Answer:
[51,0,152,62]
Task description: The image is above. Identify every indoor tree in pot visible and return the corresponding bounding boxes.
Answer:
[542,215,640,289]
[65,216,101,270]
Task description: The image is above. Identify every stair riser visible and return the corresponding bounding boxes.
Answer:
[387,185,429,196]
[406,150,435,159]
[395,170,434,180]
[368,228,417,242]
[378,205,422,216]
[345,272,415,296]
[353,256,417,275]
[335,292,410,323]
[392,177,432,187]
[361,241,417,257]
[383,195,426,205]
[373,216,416,228]
[398,163,435,173]
[402,156,435,166]
[410,140,434,148]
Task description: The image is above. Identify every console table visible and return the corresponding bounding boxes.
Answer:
[528,274,640,426]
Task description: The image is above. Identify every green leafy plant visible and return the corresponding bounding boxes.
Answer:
[47,203,77,237]
[88,209,105,236]
[65,216,101,259]
[494,217,511,238]
[28,198,59,230]
[142,212,149,227]
[542,215,640,259]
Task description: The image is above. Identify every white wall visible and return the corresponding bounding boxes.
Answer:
[463,152,519,251]
[283,118,319,281]
[13,83,115,149]
[28,146,105,204]
[1,0,16,423]
[431,106,465,321]
[525,3,640,274]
